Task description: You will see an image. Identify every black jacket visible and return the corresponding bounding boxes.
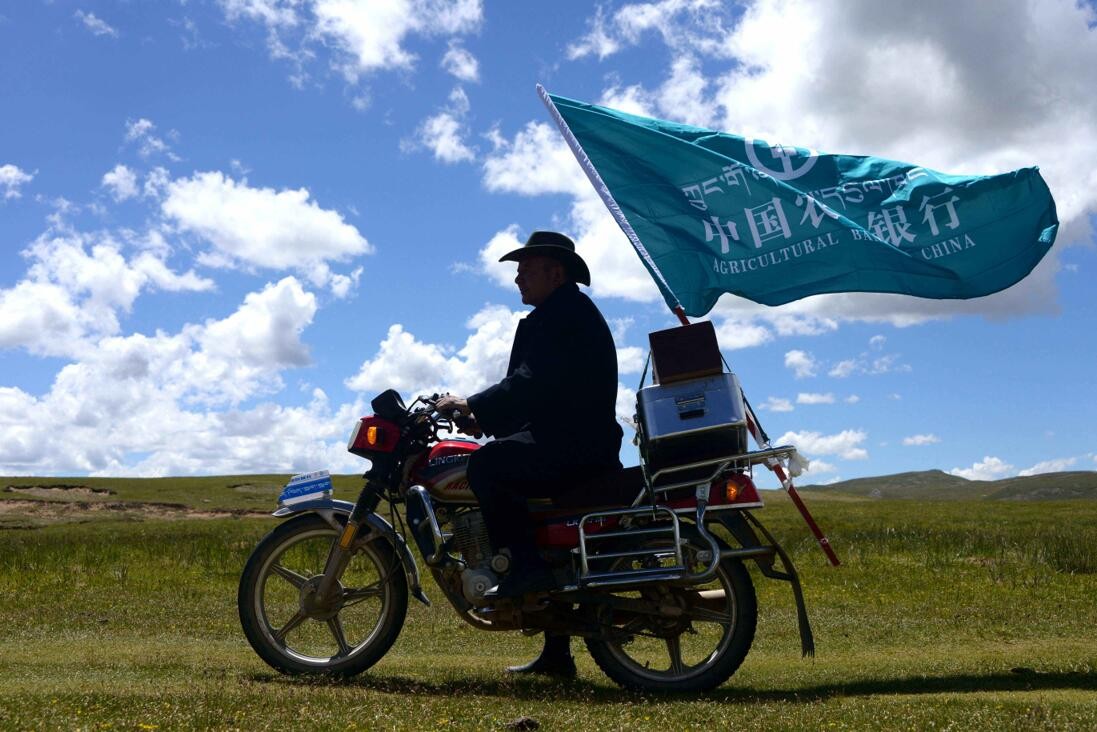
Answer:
[468,283,623,468]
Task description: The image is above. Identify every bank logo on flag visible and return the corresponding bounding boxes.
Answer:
[539,87,1059,317]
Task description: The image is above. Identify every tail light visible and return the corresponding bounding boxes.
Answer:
[348,416,400,457]
[717,473,762,505]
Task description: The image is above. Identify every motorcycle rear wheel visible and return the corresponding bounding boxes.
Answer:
[238,513,408,677]
[583,542,757,693]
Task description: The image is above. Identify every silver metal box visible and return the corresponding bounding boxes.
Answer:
[637,373,748,486]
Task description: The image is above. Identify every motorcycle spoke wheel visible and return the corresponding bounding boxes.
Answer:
[239,514,408,677]
[584,541,756,693]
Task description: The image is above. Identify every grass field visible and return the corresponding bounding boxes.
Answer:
[1,477,1095,730]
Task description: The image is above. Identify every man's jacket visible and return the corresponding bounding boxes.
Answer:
[468,283,623,468]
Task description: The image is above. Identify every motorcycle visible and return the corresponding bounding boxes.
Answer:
[238,388,815,693]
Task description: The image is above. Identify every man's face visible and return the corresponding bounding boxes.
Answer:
[515,256,565,307]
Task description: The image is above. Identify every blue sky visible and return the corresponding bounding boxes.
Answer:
[1,0,1095,484]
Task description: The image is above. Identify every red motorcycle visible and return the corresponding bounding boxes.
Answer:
[238,388,815,692]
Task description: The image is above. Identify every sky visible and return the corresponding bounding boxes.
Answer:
[1,0,1095,486]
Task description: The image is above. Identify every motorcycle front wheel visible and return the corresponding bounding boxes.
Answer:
[583,540,757,693]
[238,513,408,677]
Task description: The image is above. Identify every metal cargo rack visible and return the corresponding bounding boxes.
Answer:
[565,445,795,589]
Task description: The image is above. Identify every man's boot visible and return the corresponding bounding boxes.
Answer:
[506,633,576,678]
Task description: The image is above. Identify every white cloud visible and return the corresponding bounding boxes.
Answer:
[162,171,371,283]
[221,0,483,86]
[804,459,837,474]
[568,0,732,61]
[346,304,525,398]
[0,277,345,475]
[1,164,34,199]
[902,433,940,446]
[199,276,316,372]
[712,317,772,350]
[482,121,588,197]
[0,229,213,358]
[124,118,175,160]
[759,396,793,412]
[441,42,479,82]
[412,87,475,164]
[101,164,138,201]
[844,394,860,404]
[617,346,646,375]
[797,392,834,405]
[828,352,910,378]
[949,456,1014,481]
[1018,457,1078,477]
[75,10,118,38]
[784,349,817,378]
[777,429,868,460]
[869,335,887,350]
[828,359,856,378]
[417,112,475,163]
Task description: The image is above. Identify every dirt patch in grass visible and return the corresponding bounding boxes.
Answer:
[0,498,267,526]
[4,484,114,499]
[228,482,281,495]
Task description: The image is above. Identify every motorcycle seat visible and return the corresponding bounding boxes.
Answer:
[526,465,646,513]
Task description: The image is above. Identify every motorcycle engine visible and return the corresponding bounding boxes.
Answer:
[451,510,499,604]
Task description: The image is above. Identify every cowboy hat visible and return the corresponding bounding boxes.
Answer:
[499,230,591,286]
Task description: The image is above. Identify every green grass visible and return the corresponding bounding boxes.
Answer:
[1,488,1095,730]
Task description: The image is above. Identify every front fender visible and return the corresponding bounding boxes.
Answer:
[272,499,430,606]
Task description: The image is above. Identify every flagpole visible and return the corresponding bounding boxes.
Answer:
[537,84,685,315]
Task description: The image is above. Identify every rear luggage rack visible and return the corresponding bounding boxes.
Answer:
[573,506,686,588]
[634,444,798,505]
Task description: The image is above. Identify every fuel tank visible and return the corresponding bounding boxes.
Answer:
[413,439,479,504]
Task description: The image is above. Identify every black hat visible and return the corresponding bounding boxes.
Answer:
[499,230,591,286]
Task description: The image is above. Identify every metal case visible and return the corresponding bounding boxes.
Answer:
[638,373,748,486]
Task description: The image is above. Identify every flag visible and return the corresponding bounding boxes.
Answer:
[539,87,1059,317]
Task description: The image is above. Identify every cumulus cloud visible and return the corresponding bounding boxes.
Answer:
[441,42,479,82]
[346,304,525,398]
[797,392,834,405]
[220,0,483,88]
[759,396,793,412]
[1018,457,1079,477]
[950,456,1014,481]
[784,349,817,378]
[777,428,868,460]
[0,277,340,475]
[411,87,475,163]
[568,0,732,61]
[124,118,176,160]
[1,164,34,199]
[902,433,940,446]
[75,10,118,38]
[0,229,213,358]
[101,164,138,201]
[162,171,371,290]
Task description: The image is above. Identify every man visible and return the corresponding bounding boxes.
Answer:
[437,230,622,677]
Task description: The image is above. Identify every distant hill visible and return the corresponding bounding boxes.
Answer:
[799,469,1097,501]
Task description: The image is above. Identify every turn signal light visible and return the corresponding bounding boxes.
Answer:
[725,480,740,503]
[367,425,380,446]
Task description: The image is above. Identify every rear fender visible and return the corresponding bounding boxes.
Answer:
[272,499,430,606]
[712,510,814,658]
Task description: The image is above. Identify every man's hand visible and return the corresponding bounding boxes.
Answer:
[436,395,482,438]
[435,394,471,416]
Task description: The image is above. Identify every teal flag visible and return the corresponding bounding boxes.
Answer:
[539,87,1059,316]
